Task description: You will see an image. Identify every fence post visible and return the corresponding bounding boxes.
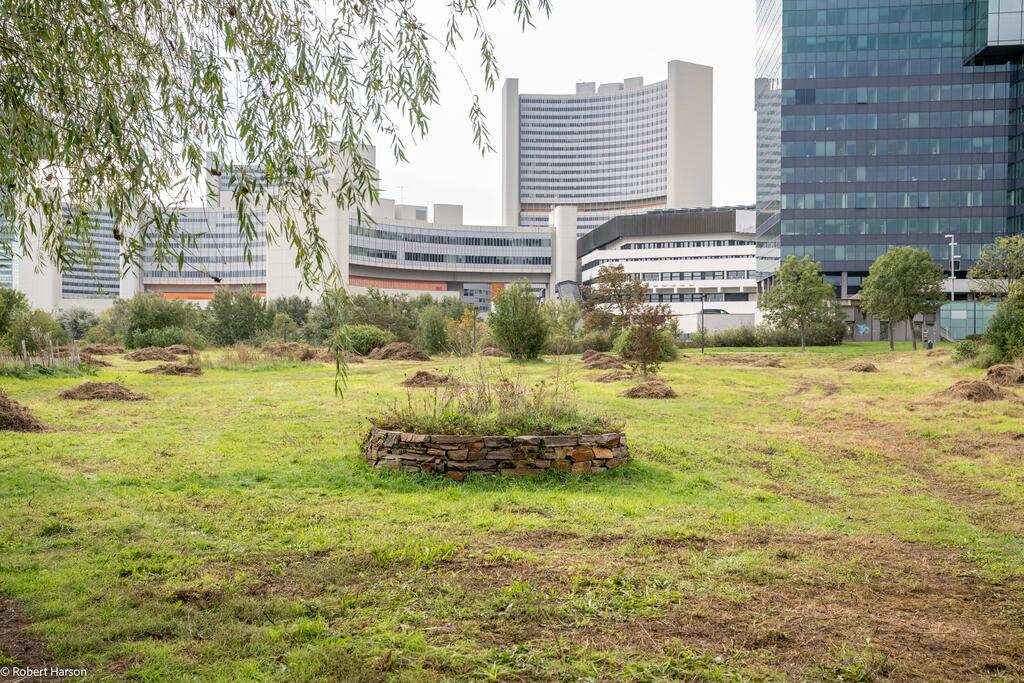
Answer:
[21,339,30,368]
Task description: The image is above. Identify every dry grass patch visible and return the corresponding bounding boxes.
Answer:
[59,382,150,402]
[844,361,879,373]
[400,370,461,388]
[141,363,203,377]
[0,394,46,432]
[621,379,677,399]
[986,364,1024,387]
[368,342,430,361]
[936,380,1013,403]
[125,347,179,362]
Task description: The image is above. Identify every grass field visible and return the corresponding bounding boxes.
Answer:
[1,343,1023,681]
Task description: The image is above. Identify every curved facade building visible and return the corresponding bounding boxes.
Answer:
[502,61,714,234]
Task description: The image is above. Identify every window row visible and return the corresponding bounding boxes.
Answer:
[782,137,1006,157]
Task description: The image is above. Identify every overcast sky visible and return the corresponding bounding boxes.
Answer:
[372,0,757,226]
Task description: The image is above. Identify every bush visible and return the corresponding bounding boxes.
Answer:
[488,282,550,360]
[982,296,1024,366]
[953,339,980,362]
[417,305,449,354]
[0,288,30,336]
[702,325,758,347]
[126,326,206,350]
[270,313,300,341]
[5,309,69,353]
[344,324,394,355]
[547,335,581,355]
[82,323,122,345]
[57,307,100,340]
[703,322,844,348]
[268,296,312,328]
[579,330,613,353]
[613,322,679,367]
[207,288,273,345]
[122,293,204,338]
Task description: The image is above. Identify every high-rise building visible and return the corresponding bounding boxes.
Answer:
[502,61,714,234]
[757,0,1024,339]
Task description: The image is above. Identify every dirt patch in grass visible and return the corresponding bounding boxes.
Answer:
[986,364,1024,387]
[368,342,430,361]
[620,379,677,399]
[583,353,628,370]
[80,344,124,355]
[0,595,59,679]
[479,347,509,358]
[400,371,460,388]
[936,380,1012,403]
[0,395,46,432]
[141,363,203,377]
[593,370,636,383]
[844,361,879,372]
[927,349,952,357]
[125,347,179,362]
[59,382,150,402]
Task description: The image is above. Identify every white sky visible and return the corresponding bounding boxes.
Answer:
[372,0,757,226]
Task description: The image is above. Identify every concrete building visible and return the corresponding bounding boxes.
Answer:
[756,0,1022,340]
[577,207,759,335]
[502,61,714,234]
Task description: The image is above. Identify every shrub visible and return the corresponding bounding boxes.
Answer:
[126,326,206,350]
[207,288,273,345]
[613,307,678,375]
[417,305,449,354]
[0,288,30,336]
[953,339,980,362]
[82,323,122,345]
[703,322,844,348]
[547,335,581,355]
[579,330,613,353]
[344,324,394,355]
[270,312,300,341]
[268,296,312,327]
[488,281,550,360]
[982,296,1024,366]
[5,309,69,353]
[446,310,481,357]
[702,325,758,347]
[57,308,100,340]
[122,293,204,338]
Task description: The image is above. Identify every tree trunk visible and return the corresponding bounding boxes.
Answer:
[888,325,895,352]
[910,319,917,351]
[800,324,806,351]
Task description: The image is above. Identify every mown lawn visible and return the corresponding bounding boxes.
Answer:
[1,342,1023,681]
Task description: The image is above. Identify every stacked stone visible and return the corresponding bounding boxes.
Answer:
[364,428,628,481]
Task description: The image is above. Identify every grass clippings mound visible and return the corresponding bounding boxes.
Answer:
[400,370,460,388]
[80,344,124,355]
[583,352,628,370]
[708,354,785,368]
[581,349,601,362]
[936,380,1010,403]
[0,394,46,432]
[80,353,112,367]
[479,347,509,358]
[125,347,179,362]
[593,370,636,383]
[166,344,197,355]
[142,363,203,377]
[844,361,879,373]
[261,341,364,364]
[59,382,150,402]
[620,378,677,399]
[368,342,430,361]
[985,364,1024,387]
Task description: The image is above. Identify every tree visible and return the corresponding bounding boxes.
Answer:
[759,256,839,350]
[271,312,300,341]
[860,247,947,351]
[417,305,449,354]
[269,297,313,328]
[983,290,1024,365]
[207,288,272,345]
[447,309,480,357]
[583,265,650,329]
[618,304,674,377]
[56,307,100,340]
[0,288,30,337]
[5,309,68,354]
[968,235,1024,298]
[2,1,551,288]
[488,281,550,360]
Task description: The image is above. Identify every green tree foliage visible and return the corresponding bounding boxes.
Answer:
[968,235,1024,298]
[269,297,313,328]
[859,247,947,351]
[127,326,206,350]
[417,305,449,354]
[56,307,100,340]
[5,309,68,353]
[0,288,30,336]
[982,286,1024,365]
[344,324,394,356]
[271,312,300,342]
[488,282,550,360]
[615,304,677,376]
[346,289,420,342]
[582,264,650,330]
[446,309,480,357]
[2,0,551,287]
[207,288,272,345]
[759,256,841,350]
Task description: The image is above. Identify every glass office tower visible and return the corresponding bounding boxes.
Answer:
[757,1,1024,309]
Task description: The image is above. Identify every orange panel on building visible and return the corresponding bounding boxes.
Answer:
[490,283,506,298]
[349,276,447,292]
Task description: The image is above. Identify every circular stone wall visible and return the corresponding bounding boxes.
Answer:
[364,429,629,481]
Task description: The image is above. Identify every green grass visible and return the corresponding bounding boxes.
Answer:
[0,344,1021,681]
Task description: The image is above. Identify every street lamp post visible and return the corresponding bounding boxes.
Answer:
[944,234,958,303]
[700,292,706,355]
